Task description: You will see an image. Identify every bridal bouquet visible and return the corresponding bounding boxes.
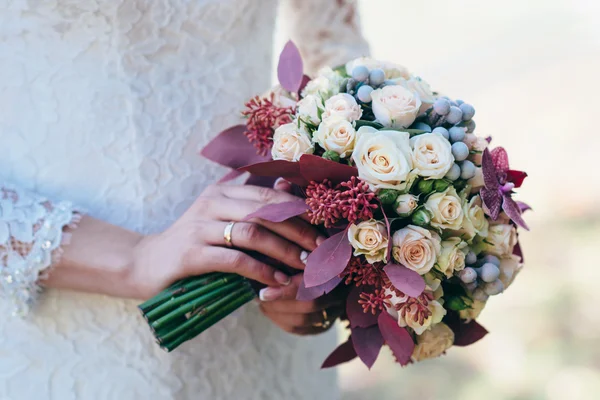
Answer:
[140,42,530,368]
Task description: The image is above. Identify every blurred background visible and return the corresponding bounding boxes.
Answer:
[276,1,600,399]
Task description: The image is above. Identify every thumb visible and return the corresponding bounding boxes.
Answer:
[273,177,293,193]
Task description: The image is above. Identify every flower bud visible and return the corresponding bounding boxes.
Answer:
[433,179,451,192]
[394,194,419,216]
[322,150,340,162]
[411,208,432,226]
[378,189,400,205]
[417,179,434,194]
[445,296,469,311]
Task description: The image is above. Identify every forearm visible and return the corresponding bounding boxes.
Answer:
[44,215,144,299]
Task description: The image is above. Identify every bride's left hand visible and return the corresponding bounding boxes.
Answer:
[258,274,344,335]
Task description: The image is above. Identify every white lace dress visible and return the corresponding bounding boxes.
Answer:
[0,1,369,399]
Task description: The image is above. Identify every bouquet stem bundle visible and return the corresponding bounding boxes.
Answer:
[139,273,256,351]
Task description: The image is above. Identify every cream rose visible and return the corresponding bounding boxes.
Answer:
[348,220,389,263]
[296,94,323,126]
[410,132,455,179]
[271,122,314,162]
[425,187,464,230]
[436,238,468,278]
[498,254,522,289]
[460,195,489,241]
[301,67,343,99]
[351,126,414,191]
[322,93,362,122]
[459,300,486,322]
[395,194,419,216]
[392,225,441,275]
[345,57,411,80]
[371,85,421,129]
[400,77,435,115]
[266,84,298,109]
[313,116,357,158]
[464,133,489,165]
[412,322,455,361]
[384,288,446,335]
[468,167,485,193]
[484,224,518,257]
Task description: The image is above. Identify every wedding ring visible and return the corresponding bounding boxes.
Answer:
[223,221,235,247]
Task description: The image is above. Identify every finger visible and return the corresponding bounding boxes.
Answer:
[183,246,282,286]
[259,305,332,328]
[273,178,293,193]
[204,198,323,252]
[203,221,306,270]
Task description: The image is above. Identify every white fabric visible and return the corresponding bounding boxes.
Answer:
[0,0,369,399]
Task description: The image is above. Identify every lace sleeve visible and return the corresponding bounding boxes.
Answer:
[0,184,80,316]
[279,0,370,75]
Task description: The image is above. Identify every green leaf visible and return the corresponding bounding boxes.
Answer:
[333,65,350,77]
[446,296,471,311]
[399,129,428,135]
[354,120,384,130]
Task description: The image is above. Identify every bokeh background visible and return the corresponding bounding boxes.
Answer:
[277,1,600,399]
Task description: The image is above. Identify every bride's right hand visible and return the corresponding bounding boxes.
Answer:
[128,183,324,299]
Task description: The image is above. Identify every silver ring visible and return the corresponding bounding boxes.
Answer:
[223,221,235,247]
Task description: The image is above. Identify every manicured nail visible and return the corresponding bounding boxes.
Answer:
[316,236,327,246]
[274,271,291,285]
[259,287,282,301]
[300,250,309,264]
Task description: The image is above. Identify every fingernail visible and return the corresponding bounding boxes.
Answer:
[300,250,309,264]
[259,287,282,301]
[316,236,327,246]
[274,271,291,285]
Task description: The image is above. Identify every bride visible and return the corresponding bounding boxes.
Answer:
[0,0,369,399]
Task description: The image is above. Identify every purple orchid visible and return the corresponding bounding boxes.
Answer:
[480,147,529,230]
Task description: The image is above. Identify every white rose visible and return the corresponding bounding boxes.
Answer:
[384,288,446,335]
[313,116,357,158]
[410,132,455,179]
[351,126,414,191]
[296,94,323,126]
[392,225,441,275]
[395,194,419,216]
[322,93,362,122]
[425,187,464,230]
[459,300,486,322]
[400,77,435,115]
[347,220,389,263]
[484,224,517,257]
[301,67,343,99]
[345,57,411,80]
[498,254,522,289]
[271,122,314,162]
[436,238,468,278]
[371,85,421,129]
[412,322,455,361]
[266,84,298,109]
[459,195,489,241]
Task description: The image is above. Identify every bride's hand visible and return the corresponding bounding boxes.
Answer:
[129,184,325,299]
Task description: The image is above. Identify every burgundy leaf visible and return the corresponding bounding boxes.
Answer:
[383,264,426,298]
[447,318,488,347]
[218,169,245,183]
[513,240,524,263]
[485,136,492,144]
[377,312,415,366]
[299,155,358,185]
[200,125,269,169]
[516,201,532,213]
[490,147,510,172]
[244,201,309,223]
[347,286,379,328]
[502,195,529,230]
[481,149,500,190]
[296,275,342,301]
[239,160,309,187]
[245,174,277,188]
[277,41,304,93]
[506,170,528,188]
[351,325,384,369]
[321,337,357,368]
[480,187,502,220]
[298,74,311,95]
[304,231,353,287]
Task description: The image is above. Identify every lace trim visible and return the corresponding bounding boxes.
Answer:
[0,187,80,316]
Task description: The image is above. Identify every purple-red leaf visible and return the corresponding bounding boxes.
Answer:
[298,74,311,94]
[480,187,502,220]
[516,201,532,213]
[277,41,304,93]
[347,286,379,328]
[506,169,527,188]
[490,147,510,172]
[351,325,384,369]
[245,174,277,188]
[239,160,309,187]
[383,264,425,298]
[219,169,245,183]
[481,148,500,190]
[299,155,358,185]
[447,318,488,347]
[502,195,529,230]
[200,125,269,169]
[296,275,342,301]
[378,312,415,366]
[304,231,352,287]
[244,201,309,223]
[321,337,357,369]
